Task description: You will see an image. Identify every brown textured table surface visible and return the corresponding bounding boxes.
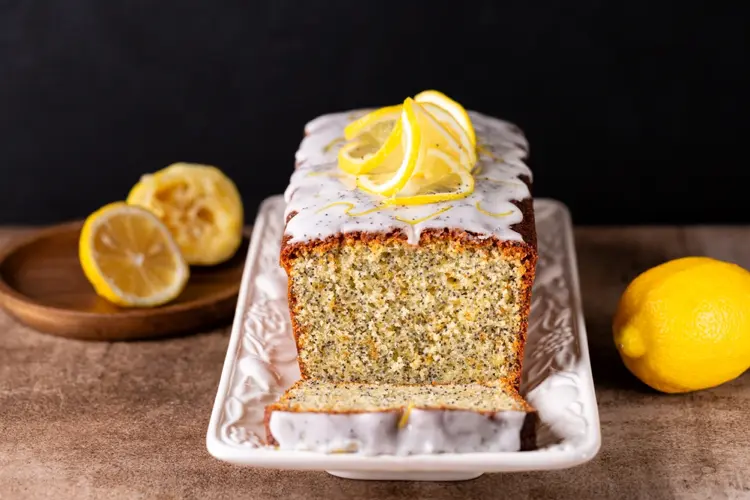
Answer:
[1,226,748,500]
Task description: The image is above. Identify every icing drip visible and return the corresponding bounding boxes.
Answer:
[285,110,533,246]
[269,409,529,456]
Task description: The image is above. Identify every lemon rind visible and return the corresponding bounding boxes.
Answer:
[415,89,477,148]
[356,98,422,197]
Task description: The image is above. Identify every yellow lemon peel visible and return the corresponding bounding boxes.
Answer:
[344,104,402,140]
[355,98,422,196]
[338,91,480,205]
[338,122,403,175]
[394,206,452,225]
[316,201,388,217]
[414,89,477,148]
[475,201,513,218]
[398,403,415,429]
[613,256,750,393]
[126,163,243,266]
[418,101,476,168]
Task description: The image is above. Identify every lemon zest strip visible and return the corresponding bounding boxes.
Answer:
[323,136,345,152]
[477,144,503,162]
[398,403,415,429]
[394,206,452,225]
[315,201,387,217]
[475,201,513,218]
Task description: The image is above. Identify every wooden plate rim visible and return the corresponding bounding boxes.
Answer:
[0,220,249,320]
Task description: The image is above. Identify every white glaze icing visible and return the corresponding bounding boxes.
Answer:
[285,110,532,245]
[269,409,529,456]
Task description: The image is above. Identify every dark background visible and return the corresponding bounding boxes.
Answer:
[1,1,748,225]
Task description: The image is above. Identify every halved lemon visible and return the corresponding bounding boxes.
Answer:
[415,90,476,148]
[356,98,422,196]
[338,119,402,175]
[384,148,475,206]
[79,202,189,307]
[127,163,243,266]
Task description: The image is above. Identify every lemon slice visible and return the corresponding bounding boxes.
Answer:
[356,98,422,196]
[127,163,243,266]
[409,99,467,167]
[384,148,474,206]
[79,202,189,307]
[415,90,476,148]
[344,104,402,141]
[338,120,403,175]
[419,101,476,168]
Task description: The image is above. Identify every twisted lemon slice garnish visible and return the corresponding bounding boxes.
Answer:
[418,101,476,169]
[338,91,478,205]
[344,104,402,140]
[415,90,476,148]
[338,105,403,175]
[355,98,422,196]
[385,149,474,206]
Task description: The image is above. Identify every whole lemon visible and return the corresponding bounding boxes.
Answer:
[613,256,750,393]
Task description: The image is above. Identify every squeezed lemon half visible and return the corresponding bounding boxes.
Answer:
[127,163,243,266]
[79,202,189,307]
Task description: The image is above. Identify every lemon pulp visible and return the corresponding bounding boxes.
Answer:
[127,163,243,266]
[79,202,189,307]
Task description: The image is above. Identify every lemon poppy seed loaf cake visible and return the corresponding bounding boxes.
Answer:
[265,379,537,454]
[280,103,537,388]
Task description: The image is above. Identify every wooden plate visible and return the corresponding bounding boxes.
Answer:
[0,222,249,340]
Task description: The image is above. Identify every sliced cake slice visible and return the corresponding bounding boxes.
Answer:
[265,379,537,455]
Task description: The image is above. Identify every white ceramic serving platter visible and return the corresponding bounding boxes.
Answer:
[206,195,600,481]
